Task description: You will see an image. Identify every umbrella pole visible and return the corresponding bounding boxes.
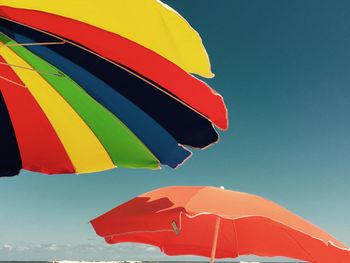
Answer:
[210,217,221,263]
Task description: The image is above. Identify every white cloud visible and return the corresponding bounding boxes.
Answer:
[3,244,13,251]
[0,242,170,261]
[144,246,158,252]
[48,244,61,251]
[38,243,67,251]
[16,245,30,252]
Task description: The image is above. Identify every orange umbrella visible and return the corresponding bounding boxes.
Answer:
[90,186,350,263]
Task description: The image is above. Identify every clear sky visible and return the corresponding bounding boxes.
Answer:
[1,0,350,261]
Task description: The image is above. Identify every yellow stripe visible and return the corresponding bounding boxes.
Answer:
[0,0,213,78]
[0,43,115,173]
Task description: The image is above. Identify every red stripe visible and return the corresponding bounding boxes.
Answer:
[0,6,228,130]
[0,55,75,174]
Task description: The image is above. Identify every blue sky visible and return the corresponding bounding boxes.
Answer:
[1,0,350,261]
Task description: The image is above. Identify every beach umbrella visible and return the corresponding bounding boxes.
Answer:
[0,1,228,177]
[90,186,350,263]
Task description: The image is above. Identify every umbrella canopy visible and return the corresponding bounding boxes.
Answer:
[0,0,213,78]
[91,186,350,263]
[0,1,228,177]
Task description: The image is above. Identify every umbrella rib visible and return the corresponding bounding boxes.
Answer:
[0,36,63,78]
[281,228,318,263]
[104,227,174,239]
[0,61,64,77]
[0,75,26,88]
[232,220,239,257]
[103,211,185,239]
[4,41,66,47]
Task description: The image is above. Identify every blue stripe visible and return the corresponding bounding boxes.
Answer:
[0,23,192,168]
[0,19,218,151]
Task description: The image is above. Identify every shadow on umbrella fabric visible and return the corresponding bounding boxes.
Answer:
[91,186,350,263]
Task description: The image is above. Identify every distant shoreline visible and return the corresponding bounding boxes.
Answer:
[0,261,305,263]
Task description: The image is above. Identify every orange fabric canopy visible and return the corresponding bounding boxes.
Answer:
[91,186,350,263]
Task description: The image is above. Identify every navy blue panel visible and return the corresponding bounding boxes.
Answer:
[0,90,22,177]
[13,33,191,168]
[0,19,218,150]
[0,23,192,168]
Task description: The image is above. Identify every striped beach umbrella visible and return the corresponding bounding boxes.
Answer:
[0,1,228,177]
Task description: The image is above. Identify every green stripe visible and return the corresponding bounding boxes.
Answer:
[0,33,160,169]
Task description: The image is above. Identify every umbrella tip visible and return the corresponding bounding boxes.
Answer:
[220,186,225,190]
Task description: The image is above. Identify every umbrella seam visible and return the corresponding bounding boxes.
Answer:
[101,210,184,239]
[182,213,350,252]
[281,227,318,263]
[232,220,239,257]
